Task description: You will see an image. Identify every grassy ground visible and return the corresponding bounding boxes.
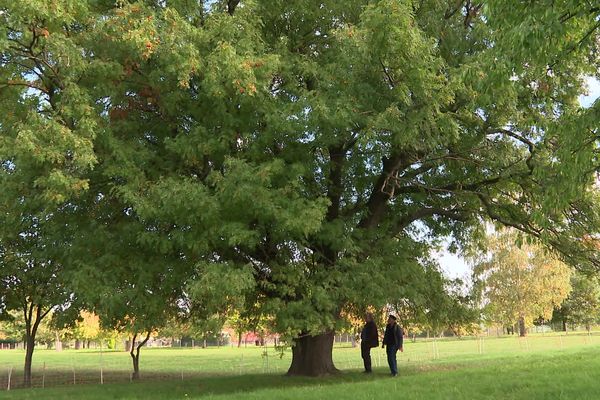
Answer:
[1,333,599,399]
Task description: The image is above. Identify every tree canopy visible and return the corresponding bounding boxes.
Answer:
[1,0,599,377]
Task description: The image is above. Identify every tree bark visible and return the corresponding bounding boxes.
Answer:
[130,331,151,380]
[23,335,35,388]
[287,332,339,376]
[237,331,242,348]
[518,316,527,337]
[22,304,50,388]
[55,332,63,352]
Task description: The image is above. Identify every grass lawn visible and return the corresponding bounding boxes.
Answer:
[1,333,599,399]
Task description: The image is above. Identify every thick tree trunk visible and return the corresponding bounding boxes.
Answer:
[75,339,81,350]
[562,320,567,332]
[237,331,242,348]
[518,316,527,337]
[287,332,339,377]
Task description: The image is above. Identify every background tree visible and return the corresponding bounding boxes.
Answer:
[557,273,600,332]
[474,231,572,336]
[0,227,82,386]
[70,311,101,349]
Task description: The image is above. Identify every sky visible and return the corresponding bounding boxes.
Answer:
[437,76,600,280]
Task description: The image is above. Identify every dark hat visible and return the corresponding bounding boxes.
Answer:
[388,314,397,321]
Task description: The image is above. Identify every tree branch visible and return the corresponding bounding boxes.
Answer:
[227,0,240,15]
[358,151,417,229]
[549,20,600,70]
[394,206,471,232]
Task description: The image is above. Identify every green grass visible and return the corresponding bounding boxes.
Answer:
[2,333,600,399]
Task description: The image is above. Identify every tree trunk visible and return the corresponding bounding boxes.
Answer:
[562,319,567,332]
[130,332,151,381]
[287,332,339,377]
[75,339,81,350]
[237,331,242,348]
[518,316,527,337]
[23,336,35,388]
[55,332,63,352]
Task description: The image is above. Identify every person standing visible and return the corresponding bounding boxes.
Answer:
[382,314,403,377]
[360,312,379,373]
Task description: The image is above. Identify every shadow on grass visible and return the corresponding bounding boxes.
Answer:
[3,364,455,400]
[106,368,413,399]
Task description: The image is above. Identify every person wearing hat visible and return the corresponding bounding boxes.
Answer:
[360,312,379,373]
[382,314,403,376]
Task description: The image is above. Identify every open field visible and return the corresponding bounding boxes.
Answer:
[1,332,600,398]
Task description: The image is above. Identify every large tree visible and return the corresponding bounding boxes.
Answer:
[2,0,600,377]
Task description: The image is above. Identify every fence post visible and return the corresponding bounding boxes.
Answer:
[559,335,563,350]
[265,345,269,373]
[7,367,12,391]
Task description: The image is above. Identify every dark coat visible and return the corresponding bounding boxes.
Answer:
[383,323,403,349]
[361,320,379,348]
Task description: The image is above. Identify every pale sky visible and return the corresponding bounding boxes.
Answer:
[437,76,600,280]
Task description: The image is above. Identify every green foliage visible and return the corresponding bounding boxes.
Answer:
[474,230,573,330]
[1,0,599,371]
[556,272,600,330]
[392,270,480,337]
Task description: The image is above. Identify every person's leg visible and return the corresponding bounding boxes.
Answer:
[390,347,398,376]
[361,343,371,372]
[386,346,394,374]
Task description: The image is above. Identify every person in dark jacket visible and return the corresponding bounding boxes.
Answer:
[382,314,403,376]
[360,312,379,373]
